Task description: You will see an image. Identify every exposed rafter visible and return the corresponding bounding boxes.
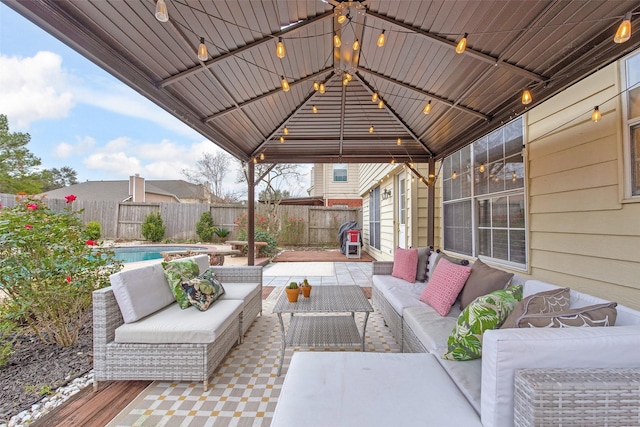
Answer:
[204,67,333,122]
[367,10,546,83]
[360,67,490,122]
[159,11,333,88]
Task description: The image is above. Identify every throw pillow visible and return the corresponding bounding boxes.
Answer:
[415,246,432,282]
[442,285,522,361]
[459,259,514,310]
[516,302,618,328]
[419,258,472,316]
[181,268,226,311]
[162,258,200,309]
[392,247,419,283]
[501,287,570,329]
[430,250,470,275]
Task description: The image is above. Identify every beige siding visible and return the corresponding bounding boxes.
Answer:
[526,63,640,310]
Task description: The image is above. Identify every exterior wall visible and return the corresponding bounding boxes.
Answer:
[310,163,362,207]
[525,63,640,309]
[145,193,177,203]
[325,198,362,208]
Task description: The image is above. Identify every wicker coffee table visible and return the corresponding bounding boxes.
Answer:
[273,285,373,376]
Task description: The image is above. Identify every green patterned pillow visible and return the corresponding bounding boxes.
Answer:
[443,285,522,361]
[162,258,200,309]
[181,269,226,311]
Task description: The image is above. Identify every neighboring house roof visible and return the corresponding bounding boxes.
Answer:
[259,197,325,206]
[38,180,206,202]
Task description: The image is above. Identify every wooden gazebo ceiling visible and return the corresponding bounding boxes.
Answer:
[7,0,640,164]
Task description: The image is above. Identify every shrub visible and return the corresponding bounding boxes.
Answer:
[0,195,122,347]
[213,227,230,239]
[85,221,101,240]
[254,230,278,257]
[280,216,305,245]
[195,211,215,242]
[141,211,165,242]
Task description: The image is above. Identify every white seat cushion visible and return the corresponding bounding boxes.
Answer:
[114,299,242,344]
[403,306,457,353]
[220,282,261,304]
[437,358,482,414]
[109,263,174,323]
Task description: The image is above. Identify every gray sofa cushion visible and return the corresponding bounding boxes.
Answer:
[403,306,458,353]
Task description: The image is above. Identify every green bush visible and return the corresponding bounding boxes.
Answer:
[213,227,230,239]
[195,211,215,242]
[141,211,165,242]
[85,221,101,240]
[0,195,122,346]
[254,230,278,257]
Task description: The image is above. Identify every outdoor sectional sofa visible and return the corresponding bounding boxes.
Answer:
[92,254,262,391]
[272,251,640,427]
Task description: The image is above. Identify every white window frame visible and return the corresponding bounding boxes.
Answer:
[333,164,348,182]
[369,187,381,250]
[621,50,640,200]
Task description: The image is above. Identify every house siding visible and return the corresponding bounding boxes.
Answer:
[525,63,640,310]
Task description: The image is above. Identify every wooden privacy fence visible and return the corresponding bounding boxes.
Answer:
[0,194,361,246]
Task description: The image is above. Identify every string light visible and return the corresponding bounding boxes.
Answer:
[333,33,342,48]
[452,171,458,179]
[521,89,532,105]
[479,163,485,173]
[378,100,384,109]
[260,152,265,160]
[371,92,379,102]
[345,72,353,82]
[313,81,319,91]
[280,136,285,143]
[369,125,374,133]
[614,12,632,43]
[397,137,402,146]
[312,105,318,113]
[353,39,360,51]
[319,83,325,94]
[155,0,168,22]
[283,126,289,135]
[592,106,602,122]
[390,159,396,164]
[276,37,285,58]
[253,157,258,164]
[423,100,432,114]
[197,37,208,61]
[281,76,290,92]
[337,14,348,24]
[512,171,517,182]
[456,33,468,54]
[377,30,386,47]
[343,76,349,86]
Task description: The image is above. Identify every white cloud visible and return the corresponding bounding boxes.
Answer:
[0,51,75,129]
[53,135,96,158]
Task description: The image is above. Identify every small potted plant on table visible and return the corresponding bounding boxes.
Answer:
[300,278,312,298]
[285,282,299,302]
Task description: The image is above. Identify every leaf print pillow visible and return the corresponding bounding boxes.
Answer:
[181,269,226,311]
[442,285,522,361]
[162,258,200,309]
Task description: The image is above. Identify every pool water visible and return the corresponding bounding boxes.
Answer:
[112,246,205,263]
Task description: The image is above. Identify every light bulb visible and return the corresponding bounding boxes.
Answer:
[260,153,265,160]
[397,137,402,146]
[512,171,517,182]
[369,125,374,133]
[521,89,532,105]
[409,162,414,168]
[276,37,285,58]
[312,105,318,113]
[319,83,325,94]
[280,136,285,143]
[456,33,468,54]
[390,159,395,164]
[353,39,360,51]
[345,73,353,81]
[423,100,432,114]
[283,127,289,135]
[281,76,290,92]
[337,14,347,24]
[452,171,457,180]
[253,157,258,164]
[333,33,342,48]
[592,106,602,122]
[198,37,208,61]
[377,30,386,47]
[155,0,169,22]
[343,77,349,86]
[614,12,632,43]
[313,81,319,91]
[371,92,379,102]
[479,163,485,173]
[378,100,384,109]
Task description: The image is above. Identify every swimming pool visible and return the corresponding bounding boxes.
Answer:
[112,245,207,263]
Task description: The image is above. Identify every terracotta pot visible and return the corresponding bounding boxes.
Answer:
[285,287,299,302]
[301,285,312,298]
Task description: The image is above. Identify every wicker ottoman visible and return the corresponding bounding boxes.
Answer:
[514,368,640,427]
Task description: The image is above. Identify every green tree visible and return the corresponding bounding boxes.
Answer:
[195,211,215,242]
[0,115,43,194]
[141,211,166,242]
[41,166,79,191]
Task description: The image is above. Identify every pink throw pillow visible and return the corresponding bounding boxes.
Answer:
[391,247,419,283]
[419,258,472,316]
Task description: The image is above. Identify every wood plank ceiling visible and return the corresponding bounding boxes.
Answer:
[6,0,640,165]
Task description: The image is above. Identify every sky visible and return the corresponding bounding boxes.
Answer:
[0,4,310,198]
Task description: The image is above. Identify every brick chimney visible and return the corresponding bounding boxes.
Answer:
[129,174,145,202]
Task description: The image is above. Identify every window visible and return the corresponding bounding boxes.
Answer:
[623,51,640,197]
[333,164,348,182]
[369,187,380,250]
[442,118,526,266]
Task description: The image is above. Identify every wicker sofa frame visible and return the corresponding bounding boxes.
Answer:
[371,261,404,348]
[93,265,262,391]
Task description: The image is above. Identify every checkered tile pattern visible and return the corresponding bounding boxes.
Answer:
[107,288,400,426]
